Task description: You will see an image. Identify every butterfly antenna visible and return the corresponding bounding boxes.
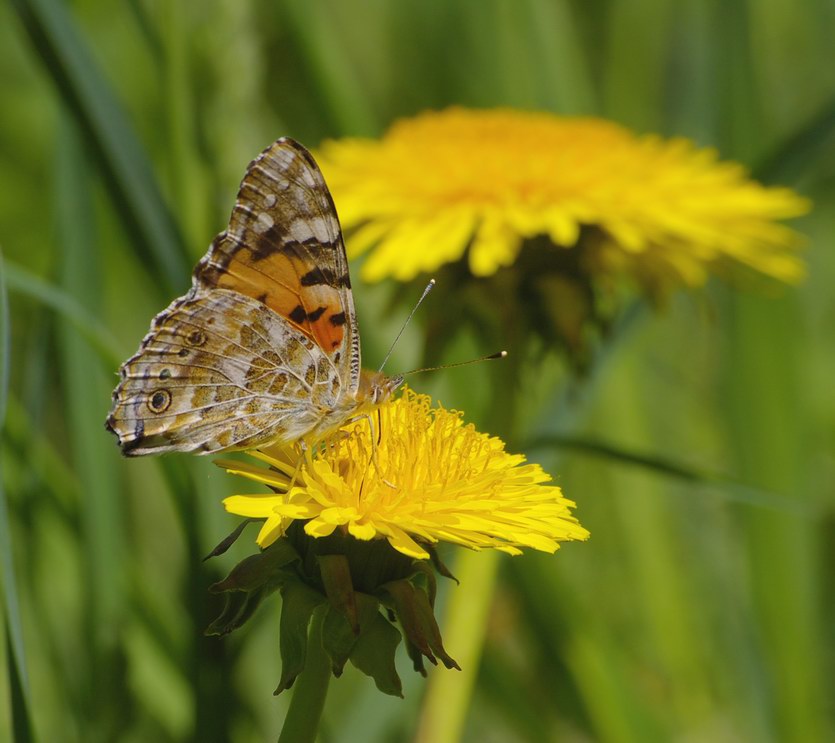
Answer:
[403,350,507,376]
[378,279,436,372]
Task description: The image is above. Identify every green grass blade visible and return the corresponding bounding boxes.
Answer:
[4,632,35,743]
[10,0,190,293]
[509,558,663,742]
[415,550,500,743]
[0,253,9,431]
[3,394,82,520]
[526,0,596,113]
[277,0,377,135]
[600,0,673,130]
[0,249,36,741]
[722,291,828,741]
[710,0,764,161]
[55,120,127,734]
[532,300,647,436]
[0,250,12,430]
[527,434,811,513]
[456,0,596,112]
[592,362,714,730]
[3,262,121,368]
[754,92,835,185]
[160,3,210,250]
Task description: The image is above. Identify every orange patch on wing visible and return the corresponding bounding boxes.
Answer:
[217,252,346,353]
[307,304,347,352]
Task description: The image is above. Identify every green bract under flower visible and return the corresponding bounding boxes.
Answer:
[217,389,588,559]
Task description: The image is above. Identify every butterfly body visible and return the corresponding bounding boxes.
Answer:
[106,138,402,456]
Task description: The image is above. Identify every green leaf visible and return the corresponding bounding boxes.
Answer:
[205,586,272,638]
[205,540,299,635]
[382,578,460,672]
[349,594,403,698]
[425,545,458,585]
[274,580,326,695]
[210,540,300,594]
[318,553,358,633]
[321,604,358,678]
[409,559,439,607]
[203,519,257,561]
[403,635,427,678]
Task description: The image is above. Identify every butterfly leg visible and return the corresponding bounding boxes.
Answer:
[359,411,397,490]
[287,440,309,490]
[312,415,397,489]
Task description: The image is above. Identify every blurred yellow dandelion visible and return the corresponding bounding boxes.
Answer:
[218,389,588,560]
[318,107,810,287]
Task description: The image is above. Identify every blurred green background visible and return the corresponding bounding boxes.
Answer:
[2,1,834,741]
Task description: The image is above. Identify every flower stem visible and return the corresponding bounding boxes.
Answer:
[278,608,331,743]
[414,549,500,743]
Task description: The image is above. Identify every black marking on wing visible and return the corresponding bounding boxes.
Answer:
[289,305,307,324]
[307,306,326,321]
[300,266,351,289]
[288,304,327,324]
[252,223,337,263]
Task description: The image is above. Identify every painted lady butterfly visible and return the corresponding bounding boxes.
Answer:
[106,138,402,455]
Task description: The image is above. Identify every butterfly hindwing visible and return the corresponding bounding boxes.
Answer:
[107,289,345,454]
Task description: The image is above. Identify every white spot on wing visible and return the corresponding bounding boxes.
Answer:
[288,215,331,243]
[254,212,275,234]
[252,164,290,191]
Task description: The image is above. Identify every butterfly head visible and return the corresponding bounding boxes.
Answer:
[357,369,405,406]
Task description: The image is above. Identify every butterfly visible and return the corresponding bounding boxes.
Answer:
[106,138,403,456]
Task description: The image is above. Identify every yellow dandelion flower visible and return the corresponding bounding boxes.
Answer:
[317,107,810,287]
[218,389,588,560]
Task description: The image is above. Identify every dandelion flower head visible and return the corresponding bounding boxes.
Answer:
[219,389,588,560]
[318,107,810,288]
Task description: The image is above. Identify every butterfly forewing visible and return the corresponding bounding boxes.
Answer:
[195,140,360,388]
